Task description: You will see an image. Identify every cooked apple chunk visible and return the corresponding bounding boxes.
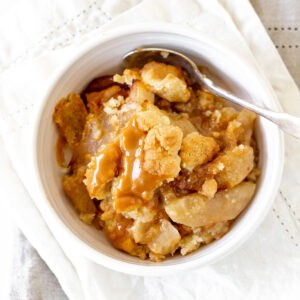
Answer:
[164,182,256,227]
[130,219,180,255]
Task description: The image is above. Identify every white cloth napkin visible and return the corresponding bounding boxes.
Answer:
[1,0,300,299]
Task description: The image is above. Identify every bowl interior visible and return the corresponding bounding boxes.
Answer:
[35,29,282,271]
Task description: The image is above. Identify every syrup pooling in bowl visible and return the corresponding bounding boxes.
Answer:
[53,61,259,261]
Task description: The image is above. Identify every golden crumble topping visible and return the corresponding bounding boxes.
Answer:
[143,124,183,179]
[180,132,220,171]
[141,62,191,102]
[53,61,259,261]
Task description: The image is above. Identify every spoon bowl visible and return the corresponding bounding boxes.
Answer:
[124,47,300,139]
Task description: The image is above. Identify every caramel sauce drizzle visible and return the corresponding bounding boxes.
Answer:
[88,142,121,194]
[114,119,163,212]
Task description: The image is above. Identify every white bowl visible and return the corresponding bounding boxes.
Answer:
[32,24,284,276]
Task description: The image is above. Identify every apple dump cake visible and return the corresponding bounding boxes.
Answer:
[53,61,259,261]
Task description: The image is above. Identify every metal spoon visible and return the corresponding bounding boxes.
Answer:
[123,47,300,139]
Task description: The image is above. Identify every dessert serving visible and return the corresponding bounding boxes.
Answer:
[53,61,259,261]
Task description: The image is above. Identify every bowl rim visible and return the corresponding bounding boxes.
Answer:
[32,23,284,276]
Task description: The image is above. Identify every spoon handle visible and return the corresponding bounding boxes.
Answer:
[201,76,300,139]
